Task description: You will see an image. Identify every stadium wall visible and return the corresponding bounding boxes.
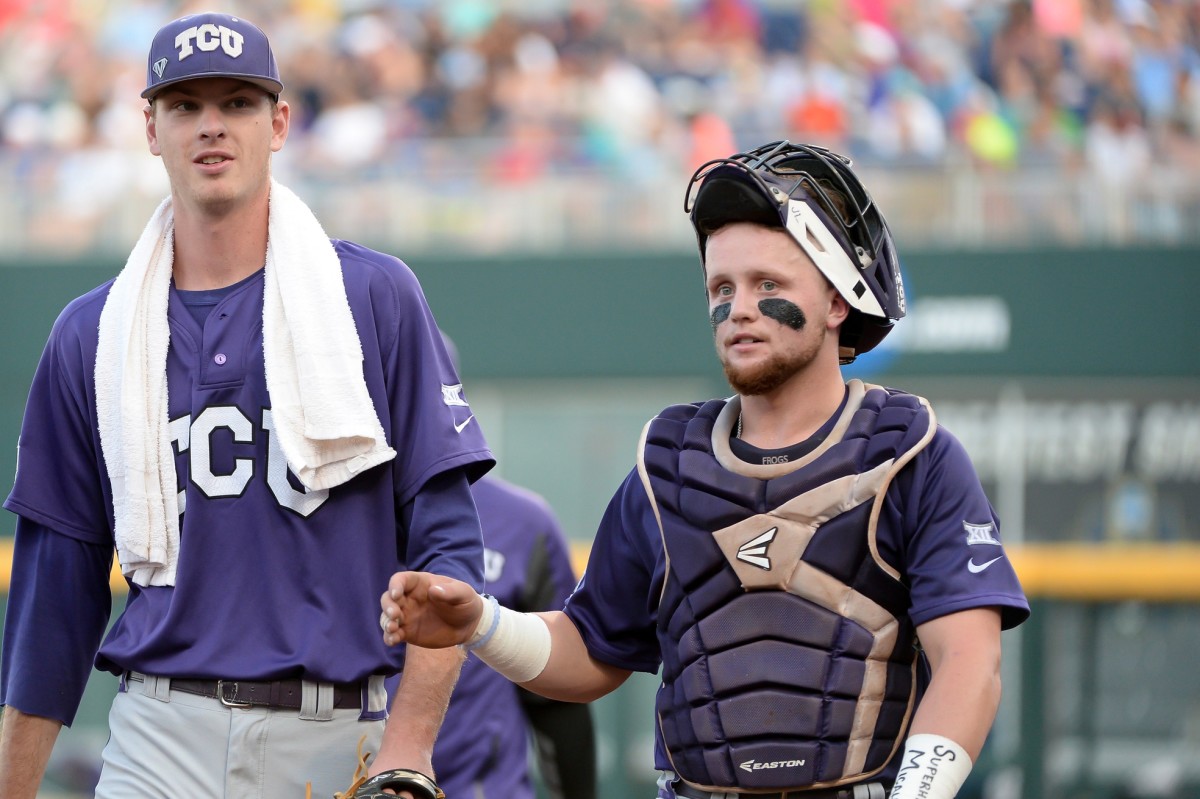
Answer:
[2,248,1199,798]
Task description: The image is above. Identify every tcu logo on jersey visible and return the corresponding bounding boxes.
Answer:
[169,407,328,517]
[174,23,245,61]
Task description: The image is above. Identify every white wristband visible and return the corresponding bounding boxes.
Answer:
[887,734,973,799]
[464,593,551,684]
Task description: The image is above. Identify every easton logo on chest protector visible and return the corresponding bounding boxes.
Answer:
[740,758,806,773]
[736,527,777,570]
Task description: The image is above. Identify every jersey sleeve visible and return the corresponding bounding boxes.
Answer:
[0,517,114,725]
[336,243,494,587]
[562,469,664,673]
[398,467,485,589]
[896,427,1030,631]
[374,252,494,501]
[4,292,113,544]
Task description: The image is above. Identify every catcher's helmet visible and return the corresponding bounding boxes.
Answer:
[685,140,905,363]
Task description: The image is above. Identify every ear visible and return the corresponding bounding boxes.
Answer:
[145,103,161,156]
[271,100,291,153]
[827,289,851,330]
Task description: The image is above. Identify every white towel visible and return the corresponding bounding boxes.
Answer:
[96,180,396,587]
[95,198,178,588]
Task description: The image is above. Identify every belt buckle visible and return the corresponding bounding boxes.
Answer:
[217,680,253,708]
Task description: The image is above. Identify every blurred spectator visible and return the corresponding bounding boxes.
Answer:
[5,0,1200,251]
[1086,95,1152,186]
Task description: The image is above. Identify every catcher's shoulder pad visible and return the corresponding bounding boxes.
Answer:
[352,768,444,799]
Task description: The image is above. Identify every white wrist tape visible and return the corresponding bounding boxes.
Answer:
[887,734,973,799]
[464,593,551,684]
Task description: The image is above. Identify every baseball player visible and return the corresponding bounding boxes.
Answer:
[0,12,492,799]
[419,334,597,799]
[380,141,1031,799]
[427,473,597,799]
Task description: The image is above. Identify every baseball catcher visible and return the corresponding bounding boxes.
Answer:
[377,141,1031,799]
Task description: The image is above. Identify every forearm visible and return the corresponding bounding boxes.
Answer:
[887,672,999,799]
[908,608,1004,760]
[888,608,1004,799]
[373,645,465,777]
[0,707,62,799]
[907,652,1001,760]
[381,573,631,700]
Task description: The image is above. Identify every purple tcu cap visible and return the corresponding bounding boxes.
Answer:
[141,12,283,100]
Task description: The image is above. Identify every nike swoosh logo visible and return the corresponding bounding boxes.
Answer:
[968,556,1003,573]
[454,415,474,434]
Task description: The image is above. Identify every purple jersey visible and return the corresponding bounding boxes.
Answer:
[5,240,494,689]
[430,475,583,799]
[563,396,1029,775]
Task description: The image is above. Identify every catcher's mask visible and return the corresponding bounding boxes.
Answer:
[685,140,905,364]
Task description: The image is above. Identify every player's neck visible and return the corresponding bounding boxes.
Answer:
[737,362,846,450]
[171,203,269,291]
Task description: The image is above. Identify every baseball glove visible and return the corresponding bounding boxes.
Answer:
[344,769,445,799]
[305,735,445,799]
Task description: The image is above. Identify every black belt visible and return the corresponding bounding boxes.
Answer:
[672,782,885,799]
[127,673,363,709]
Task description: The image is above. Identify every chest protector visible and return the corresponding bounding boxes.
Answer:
[637,380,935,793]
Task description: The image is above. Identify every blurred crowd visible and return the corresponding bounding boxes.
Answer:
[4,0,1200,252]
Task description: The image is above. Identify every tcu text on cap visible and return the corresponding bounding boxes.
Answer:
[175,23,244,61]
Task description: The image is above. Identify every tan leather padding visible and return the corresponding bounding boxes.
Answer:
[711,460,894,590]
[639,381,933,788]
[785,561,912,779]
[635,418,671,603]
[711,380,869,478]
[710,459,912,782]
[863,389,937,581]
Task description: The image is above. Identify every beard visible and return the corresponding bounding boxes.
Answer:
[720,328,825,395]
